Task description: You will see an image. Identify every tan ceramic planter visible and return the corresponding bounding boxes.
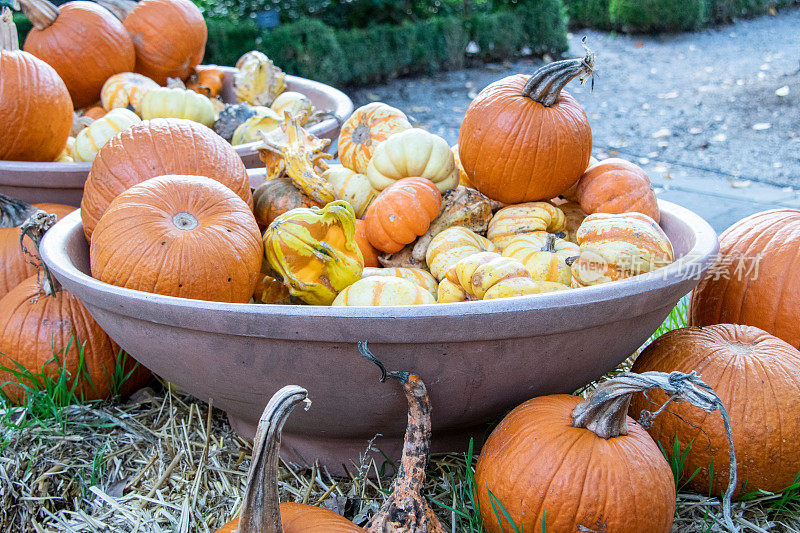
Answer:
[0,67,353,206]
[40,200,717,472]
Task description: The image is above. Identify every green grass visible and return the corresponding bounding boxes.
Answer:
[651,298,689,340]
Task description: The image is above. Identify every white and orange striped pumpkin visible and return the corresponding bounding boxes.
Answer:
[503,232,579,286]
[72,108,140,162]
[425,226,496,281]
[487,202,566,251]
[572,212,674,287]
[332,276,435,306]
[362,267,438,299]
[438,252,568,303]
[322,164,378,218]
[101,72,158,114]
[338,102,411,174]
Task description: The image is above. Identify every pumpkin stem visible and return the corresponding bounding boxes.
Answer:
[93,0,135,20]
[0,7,19,51]
[0,192,37,227]
[542,233,557,253]
[18,0,59,31]
[236,385,311,533]
[359,342,446,533]
[522,37,595,107]
[19,210,59,296]
[572,370,737,532]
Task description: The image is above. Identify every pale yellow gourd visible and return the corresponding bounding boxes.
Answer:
[332,276,436,306]
[362,267,438,299]
[322,164,379,218]
[72,109,141,162]
[140,87,215,127]
[425,226,496,281]
[232,107,283,145]
[487,202,567,250]
[503,232,579,285]
[270,91,313,123]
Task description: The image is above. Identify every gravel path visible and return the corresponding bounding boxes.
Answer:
[349,8,800,193]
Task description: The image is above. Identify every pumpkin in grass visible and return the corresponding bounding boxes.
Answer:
[264,201,363,306]
[486,202,566,251]
[90,175,263,303]
[0,8,73,163]
[101,71,158,114]
[366,128,458,194]
[98,0,207,85]
[425,226,496,281]
[140,87,215,127]
[333,276,436,306]
[458,47,594,203]
[364,177,442,254]
[253,178,320,230]
[20,0,135,109]
[689,209,800,348]
[503,232,579,286]
[362,267,438,299]
[322,165,378,218]
[576,158,660,222]
[438,252,567,302]
[81,118,251,241]
[572,212,674,287]
[354,219,379,268]
[73,108,141,162]
[0,195,75,299]
[0,212,149,404]
[475,370,737,533]
[216,345,446,533]
[630,324,800,497]
[338,102,411,175]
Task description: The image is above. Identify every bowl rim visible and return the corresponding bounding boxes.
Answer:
[41,199,718,322]
[0,72,353,179]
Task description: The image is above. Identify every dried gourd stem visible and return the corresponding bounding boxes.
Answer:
[18,0,59,30]
[359,342,446,533]
[572,371,737,533]
[542,233,557,253]
[237,385,311,533]
[94,0,135,20]
[19,211,58,296]
[522,37,595,107]
[0,7,19,51]
[0,192,37,227]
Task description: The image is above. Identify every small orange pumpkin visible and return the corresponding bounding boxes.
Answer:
[90,175,263,303]
[364,177,442,253]
[576,158,660,223]
[354,219,380,268]
[187,65,225,98]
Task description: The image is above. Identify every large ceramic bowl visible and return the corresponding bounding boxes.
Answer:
[0,67,353,206]
[41,200,717,472]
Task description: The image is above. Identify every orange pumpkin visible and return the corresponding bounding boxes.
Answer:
[0,8,73,162]
[253,178,321,231]
[631,325,800,496]
[337,102,411,174]
[84,106,108,120]
[364,177,442,253]
[81,118,251,241]
[0,196,75,298]
[689,209,800,348]
[354,219,379,267]
[451,144,473,188]
[0,212,149,403]
[20,0,135,109]
[576,158,660,223]
[475,370,736,533]
[458,49,594,203]
[91,175,263,303]
[187,65,224,98]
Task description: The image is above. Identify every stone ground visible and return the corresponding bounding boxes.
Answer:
[349,8,800,233]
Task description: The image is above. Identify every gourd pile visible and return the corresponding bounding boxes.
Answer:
[0,1,322,164]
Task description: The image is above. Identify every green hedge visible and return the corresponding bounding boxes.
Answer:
[566,0,613,29]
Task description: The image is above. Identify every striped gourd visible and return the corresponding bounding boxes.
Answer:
[101,72,158,114]
[503,232,579,285]
[332,276,435,306]
[487,202,566,251]
[338,102,411,174]
[362,267,438,299]
[73,108,140,162]
[425,226,496,281]
[323,165,378,218]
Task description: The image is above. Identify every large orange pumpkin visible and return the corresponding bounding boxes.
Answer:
[20,0,135,109]
[458,49,594,203]
[364,177,442,253]
[90,175,263,303]
[99,0,207,85]
[576,158,660,223]
[0,8,73,162]
[475,370,736,533]
[689,209,800,348]
[0,212,149,403]
[81,118,251,241]
[0,196,75,298]
[630,324,800,496]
